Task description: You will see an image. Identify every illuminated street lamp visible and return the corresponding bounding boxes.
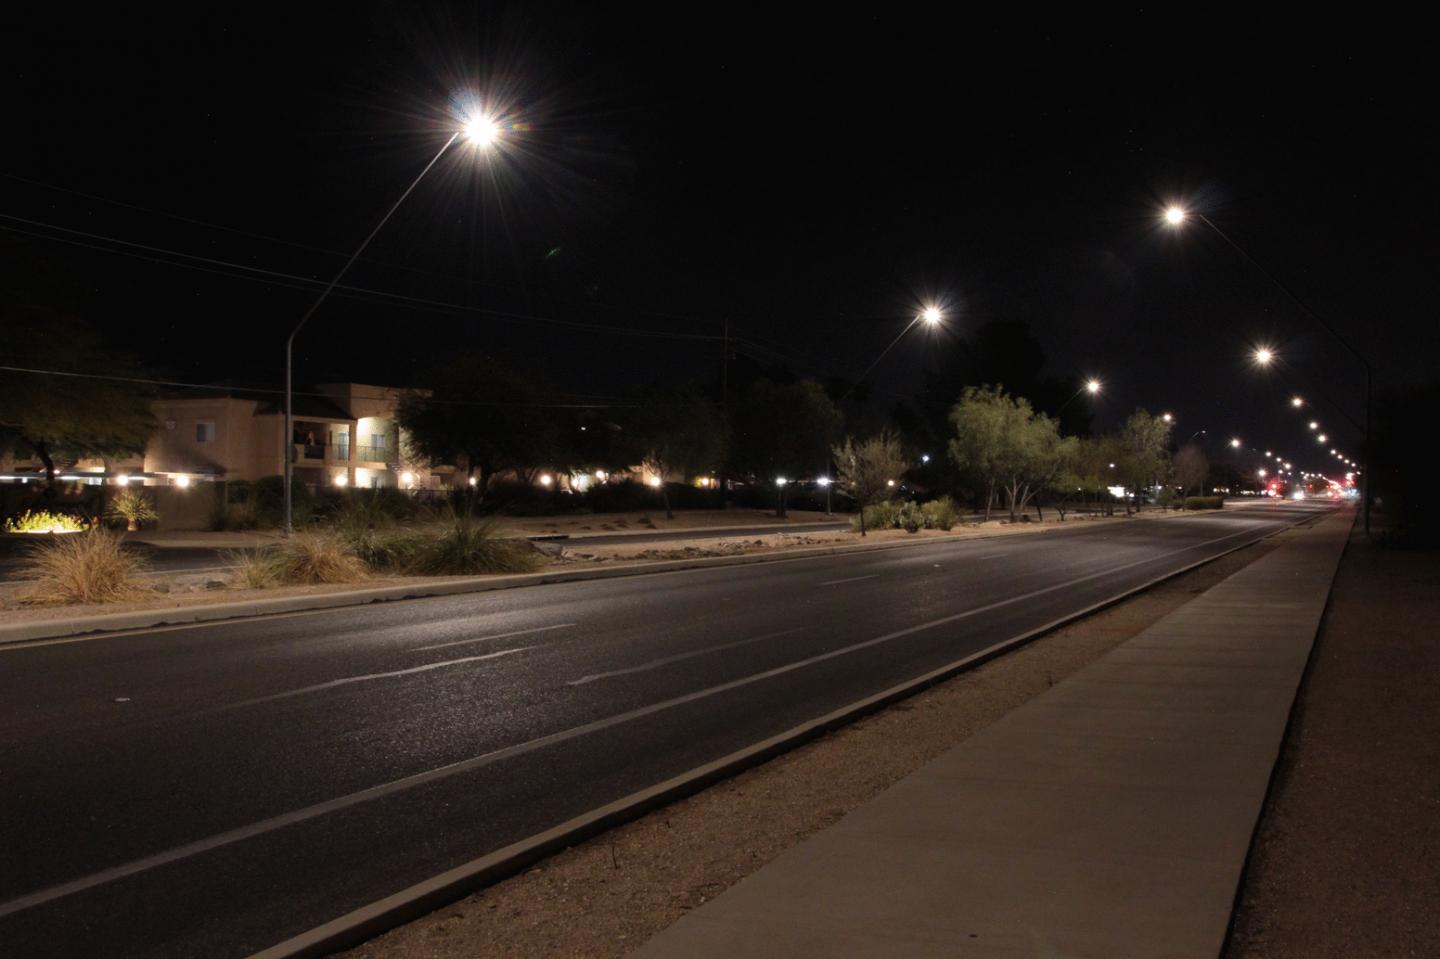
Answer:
[1309,421,1319,430]
[1317,433,1328,443]
[840,304,945,401]
[1162,412,1174,424]
[1254,347,1275,366]
[1163,200,1373,534]
[1058,378,1103,415]
[1229,438,1242,449]
[284,109,504,535]
[1291,396,1304,408]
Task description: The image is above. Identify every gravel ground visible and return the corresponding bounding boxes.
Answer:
[1225,533,1440,958]
[338,527,1290,959]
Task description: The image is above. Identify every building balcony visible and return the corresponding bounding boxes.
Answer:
[292,443,353,464]
[354,445,397,465]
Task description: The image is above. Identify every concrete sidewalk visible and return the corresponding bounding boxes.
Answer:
[631,510,1353,959]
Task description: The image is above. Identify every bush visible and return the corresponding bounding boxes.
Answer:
[230,534,367,587]
[898,502,925,533]
[1183,496,1225,510]
[208,499,261,531]
[852,500,900,532]
[105,489,159,531]
[226,547,283,588]
[409,510,544,576]
[3,510,94,534]
[17,529,146,605]
[921,497,959,531]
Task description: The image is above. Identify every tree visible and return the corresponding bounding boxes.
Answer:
[0,315,156,482]
[1112,410,1173,513]
[947,385,1069,522]
[622,387,726,519]
[729,378,842,517]
[832,431,907,535]
[1173,443,1208,498]
[396,355,561,500]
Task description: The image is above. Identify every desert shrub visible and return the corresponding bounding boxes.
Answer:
[3,510,94,534]
[105,489,159,531]
[1183,496,1225,510]
[409,510,544,576]
[208,498,261,532]
[898,502,925,533]
[226,547,284,588]
[236,534,367,586]
[17,529,146,605]
[853,500,900,532]
[921,497,959,531]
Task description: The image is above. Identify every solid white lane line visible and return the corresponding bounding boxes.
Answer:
[0,522,1270,920]
[412,623,577,652]
[817,575,877,587]
[566,626,811,686]
[220,647,532,710]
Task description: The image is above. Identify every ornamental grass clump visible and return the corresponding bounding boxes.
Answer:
[409,510,543,576]
[271,534,368,584]
[18,529,147,605]
[228,534,367,587]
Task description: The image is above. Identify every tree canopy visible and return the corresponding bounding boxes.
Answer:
[621,386,726,518]
[832,431,907,535]
[0,314,156,481]
[947,385,1072,522]
[396,354,564,496]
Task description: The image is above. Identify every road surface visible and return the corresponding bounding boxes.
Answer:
[0,501,1333,957]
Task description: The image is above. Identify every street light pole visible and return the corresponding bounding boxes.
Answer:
[284,130,466,535]
[839,307,942,403]
[1167,207,1373,535]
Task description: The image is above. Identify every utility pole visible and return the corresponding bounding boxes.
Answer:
[718,317,729,508]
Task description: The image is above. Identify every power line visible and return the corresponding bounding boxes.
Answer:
[0,213,725,343]
[0,365,634,409]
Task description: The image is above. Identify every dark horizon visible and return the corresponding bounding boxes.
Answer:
[5,8,1435,475]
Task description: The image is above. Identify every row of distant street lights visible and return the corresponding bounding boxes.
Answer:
[280,108,1369,532]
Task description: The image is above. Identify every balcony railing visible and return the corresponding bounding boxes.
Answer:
[354,444,396,464]
[292,443,352,463]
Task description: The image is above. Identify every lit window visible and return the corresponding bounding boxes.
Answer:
[196,421,216,443]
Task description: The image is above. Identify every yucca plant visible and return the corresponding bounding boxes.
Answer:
[18,529,147,605]
[105,488,159,532]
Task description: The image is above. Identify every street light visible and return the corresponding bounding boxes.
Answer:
[1254,347,1275,366]
[283,111,503,535]
[840,305,944,401]
[1058,378,1102,415]
[1230,438,1242,449]
[1164,201,1374,534]
[1291,396,1304,408]
[1161,412,1174,424]
[1317,433,1328,443]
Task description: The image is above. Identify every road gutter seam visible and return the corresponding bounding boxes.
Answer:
[245,509,1322,959]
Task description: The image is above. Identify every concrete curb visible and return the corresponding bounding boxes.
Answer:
[0,523,1106,646]
[524,519,850,541]
[244,509,1325,959]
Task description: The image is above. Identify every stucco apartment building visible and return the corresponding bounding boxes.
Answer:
[2,383,454,490]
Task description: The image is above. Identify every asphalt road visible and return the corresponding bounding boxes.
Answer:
[0,501,1334,957]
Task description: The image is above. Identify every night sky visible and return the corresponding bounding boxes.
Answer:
[5,8,1436,477]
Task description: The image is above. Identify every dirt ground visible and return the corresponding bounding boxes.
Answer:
[339,528,1292,959]
[1224,534,1440,958]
